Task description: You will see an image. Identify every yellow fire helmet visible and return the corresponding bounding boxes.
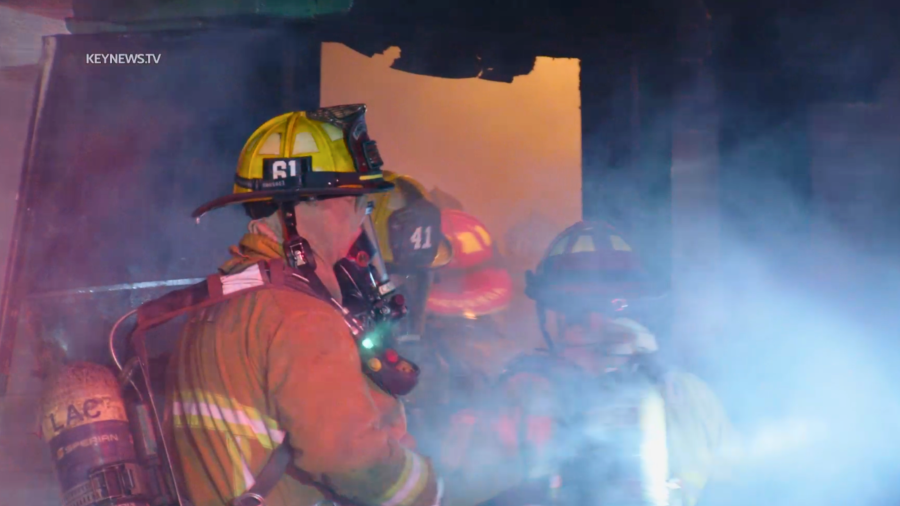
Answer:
[193,104,393,219]
[367,171,453,270]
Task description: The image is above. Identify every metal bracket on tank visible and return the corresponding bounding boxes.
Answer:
[63,462,148,506]
[114,335,187,506]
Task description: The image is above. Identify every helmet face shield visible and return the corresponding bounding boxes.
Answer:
[538,291,662,345]
[307,104,384,176]
[543,307,658,375]
[544,308,605,348]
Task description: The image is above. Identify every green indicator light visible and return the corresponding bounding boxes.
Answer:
[361,338,374,349]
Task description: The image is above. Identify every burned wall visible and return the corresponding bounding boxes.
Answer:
[0,27,321,503]
[0,27,320,383]
[808,74,900,327]
[0,63,60,506]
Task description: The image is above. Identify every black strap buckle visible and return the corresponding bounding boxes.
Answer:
[284,235,316,270]
[280,202,317,271]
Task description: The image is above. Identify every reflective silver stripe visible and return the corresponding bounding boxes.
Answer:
[238,449,256,493]
[171,401,286,445]
[382,450,425,506]
[221,264,265,295]
[431,478,444,506]
[27,278,205,299]
[173,397,285,497]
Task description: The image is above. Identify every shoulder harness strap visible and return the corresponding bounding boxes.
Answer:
[134,259,317,332]
[129,261,361,506]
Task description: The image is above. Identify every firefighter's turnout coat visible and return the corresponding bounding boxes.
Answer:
[165,233,440,506]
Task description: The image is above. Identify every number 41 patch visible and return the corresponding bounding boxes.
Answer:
[410,226,433,250]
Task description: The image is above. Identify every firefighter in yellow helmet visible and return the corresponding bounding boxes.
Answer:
[364,171,453,341]
[166,106,443,506]
[359,171,454,451]
[440,222,738,506]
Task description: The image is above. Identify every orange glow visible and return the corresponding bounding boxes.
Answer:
[321,44,582,264]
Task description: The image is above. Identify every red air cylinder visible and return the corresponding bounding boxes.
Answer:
[41,361,149,506]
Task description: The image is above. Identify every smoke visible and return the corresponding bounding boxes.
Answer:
[345,16,900,506]
[16,16,900,506]
[709,288,900,505]
[689,121,900,505]
[13,26,328,365]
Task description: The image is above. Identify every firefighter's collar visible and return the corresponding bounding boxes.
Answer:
[220,233,285,275]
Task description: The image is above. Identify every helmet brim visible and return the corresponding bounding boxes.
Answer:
[426,267,513,317]
[528,279,669,315]
[192,180,395,219]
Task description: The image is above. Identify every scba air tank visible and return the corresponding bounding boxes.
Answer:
[41,361,149,506]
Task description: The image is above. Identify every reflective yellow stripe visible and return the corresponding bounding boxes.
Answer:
[665,372,734,506]
[678,471,707,506]
[173,390,283,442]
[379,449,429,506]
[171,390,286,497]
[379,451,413,503]
[225,437,255,497]
[172,400,285,449]
[177,390,281,429]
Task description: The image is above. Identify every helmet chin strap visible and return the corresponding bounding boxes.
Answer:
[273,200,419,397]
[536,301,557,351]
[278,202,317,272]
[277,200,395,297]
[278,201,344,302]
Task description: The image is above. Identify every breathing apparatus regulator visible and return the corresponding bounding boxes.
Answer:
[277,198,420,397]
[39,105,421,506]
